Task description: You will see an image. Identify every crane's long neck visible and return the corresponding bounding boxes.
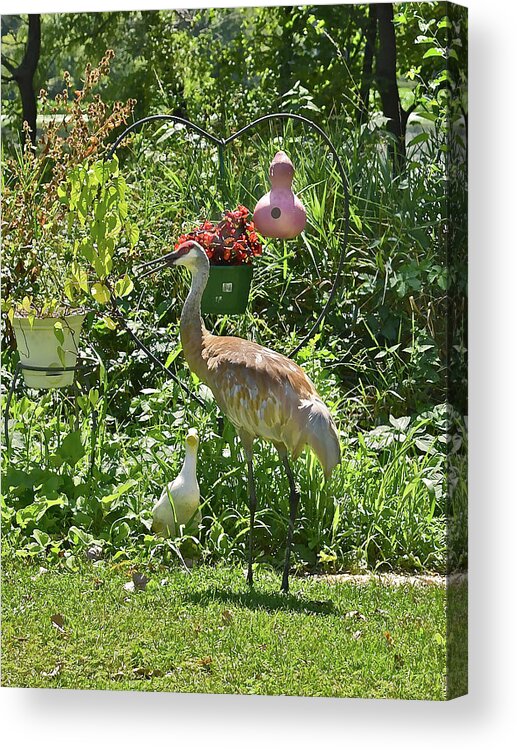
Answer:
[180,264,210,381]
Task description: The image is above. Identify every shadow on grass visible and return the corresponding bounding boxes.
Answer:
[183,586,339,616]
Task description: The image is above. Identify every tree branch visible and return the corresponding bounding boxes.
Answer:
[1,57,17,76]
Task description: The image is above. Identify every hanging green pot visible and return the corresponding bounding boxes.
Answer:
[201,264,253,315]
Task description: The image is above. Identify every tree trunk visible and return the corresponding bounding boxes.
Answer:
[3,15,41,145]
[374,3,405,171]
[357,4,377,126]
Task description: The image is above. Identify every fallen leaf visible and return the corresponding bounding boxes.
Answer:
[42,662,63,678]
[132,572,149,590]
[221,609,233,624]
[31,566,48,581]
[345,610,367,621]
[132,666,163,679]
[197,656,213,671]
[86,545,103,561]
[352,630,362,640]
[384,630,394,647]
[51,614,66,633]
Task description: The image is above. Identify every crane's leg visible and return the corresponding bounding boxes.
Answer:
[246,454,257,586]
[280,453,300,594]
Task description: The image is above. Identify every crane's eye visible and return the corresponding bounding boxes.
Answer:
[271,207,281,219]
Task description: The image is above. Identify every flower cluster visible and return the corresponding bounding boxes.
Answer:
[175,205,262,265]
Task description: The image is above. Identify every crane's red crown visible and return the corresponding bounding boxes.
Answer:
[176,240,199,255]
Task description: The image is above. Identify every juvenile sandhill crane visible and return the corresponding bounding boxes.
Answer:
[141,241,340,592]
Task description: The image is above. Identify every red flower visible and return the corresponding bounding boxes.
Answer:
[174,205,263,266]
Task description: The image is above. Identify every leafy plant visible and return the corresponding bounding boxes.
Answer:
[1,51,135,328]
[59,155,138,319]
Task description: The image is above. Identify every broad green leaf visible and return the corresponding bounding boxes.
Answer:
[53,321,65,346]
[423,47,445,59]
[57,183,68,203]
[32,529,50,548]
[56,431,85,467]
[128,223,139,248]
[100,479,138,506]
[79,238,94,262]
[88,388,100,407]
[107,155,119,175]
[91,282,110,304]
[408,132,429,147]
[103,316,117,330]
[64,278,77,303]
[114,274,134,298]
[164,345,182,369]
[56,346,66,367]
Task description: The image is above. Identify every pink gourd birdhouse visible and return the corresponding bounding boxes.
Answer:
[253,151,306,239]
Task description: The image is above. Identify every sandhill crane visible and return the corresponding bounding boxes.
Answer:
[141,241,340,592]
[152,428,201,538]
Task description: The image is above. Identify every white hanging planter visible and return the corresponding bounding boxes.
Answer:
[13,313,85,389]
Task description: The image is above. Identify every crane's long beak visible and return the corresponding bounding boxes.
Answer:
[136,250,180,279]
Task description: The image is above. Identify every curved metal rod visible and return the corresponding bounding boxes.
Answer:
[108,111,350,362]
[107,114,224,158]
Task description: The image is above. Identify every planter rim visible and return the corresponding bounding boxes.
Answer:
[13,312,86,330]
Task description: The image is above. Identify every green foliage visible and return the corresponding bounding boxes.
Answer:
[60,156,138,310]
[2,340,459,575]
[2,3,466,131]
[1,4,467,580]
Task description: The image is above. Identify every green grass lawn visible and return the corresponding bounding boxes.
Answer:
[1,557,446,700]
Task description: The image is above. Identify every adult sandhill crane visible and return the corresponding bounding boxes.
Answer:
[141,241,340,592]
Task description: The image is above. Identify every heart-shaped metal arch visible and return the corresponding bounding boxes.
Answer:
[108,113,350,407]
